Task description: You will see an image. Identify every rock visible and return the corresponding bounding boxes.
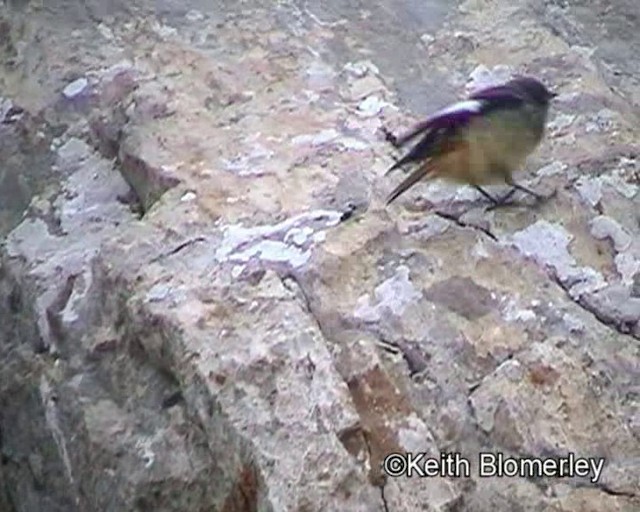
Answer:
[291,129,340,147]
[343,60,380,78]
[420,33,435,45]
[96,23,114,40]
[601,168,638,199]
[0,96,24,124]
[590,215,632,252]
[507,221,606,297]
[574,176,602,206]
[581,284,640,331]
[130,82,174,121]
[548,113,576,135]
[357,95,389,117]
[537,161,567,177]
[466,64,513,94]
[354,265,422,322]
[62,77,89,99]
[185,10,205,22]
[98,61,137,106]
[424,276,497,320]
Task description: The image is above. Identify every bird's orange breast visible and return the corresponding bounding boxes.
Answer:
[430,114,540,186]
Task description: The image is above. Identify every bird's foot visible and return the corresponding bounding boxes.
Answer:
[512,183,557,206]
[484,185,557,211]
[473,185,514,207]
[512,183,547,202]
[485,199,518,211]
[484,188,517,211]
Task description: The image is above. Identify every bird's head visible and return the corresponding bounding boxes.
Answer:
[509,76,557,106]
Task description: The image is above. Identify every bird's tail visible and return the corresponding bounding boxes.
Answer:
[384,157,405,177]
[386,163,434,205]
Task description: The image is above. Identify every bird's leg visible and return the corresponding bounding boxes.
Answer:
[485,181,555,211]
[506,172,556,203]
[473,185,504,205]
[496,187,518,204]
[511,182,547,201]
[477,184,520,211]
[493,170,524,206]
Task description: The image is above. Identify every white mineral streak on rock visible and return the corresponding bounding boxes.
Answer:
[97,23,114,40]
[40,377,75,485]
[562,311,586,333]
[502,296,537,323]
[614,253,640,287]
[548,113,576,134]
[343,60,380,78]
[357,95,388,117]
[216,210,343,268]
[185,9,205,22]
[537,161,567,177]
[354,265,422,322]
[507,220,606,298]
[574,176,602,206]
[180,191,197,202]
[291,129,340,146]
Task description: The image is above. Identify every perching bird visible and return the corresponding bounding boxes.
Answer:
[384,76,557,206]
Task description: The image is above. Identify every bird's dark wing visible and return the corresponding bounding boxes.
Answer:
[385,117,436,148]
[468,84,526,114]
[386,100,482,173]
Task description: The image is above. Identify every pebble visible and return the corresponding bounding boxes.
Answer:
[62,78,89,99]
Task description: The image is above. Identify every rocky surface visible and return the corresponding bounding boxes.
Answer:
[1,0,639,511]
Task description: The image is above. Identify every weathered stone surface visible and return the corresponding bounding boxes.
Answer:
[1,0,639,511]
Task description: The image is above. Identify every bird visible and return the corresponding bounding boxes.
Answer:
[384,76,557,206]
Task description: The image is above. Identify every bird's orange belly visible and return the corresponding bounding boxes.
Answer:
[432,130,535,186]
[431,140,504,186]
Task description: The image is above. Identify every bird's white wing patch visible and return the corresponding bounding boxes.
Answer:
[437,99,484,116]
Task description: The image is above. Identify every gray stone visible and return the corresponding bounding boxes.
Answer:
[590,215,632,252]
[62,78,89,99]
[581,284,640,330]
[574,176,603,206]
[424,276,497,320]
